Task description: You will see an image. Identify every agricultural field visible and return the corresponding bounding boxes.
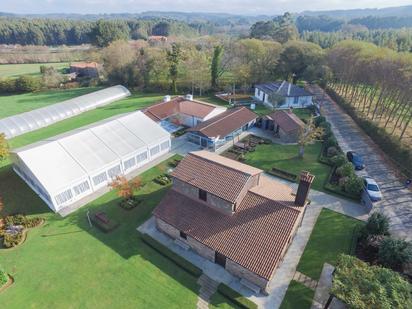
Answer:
[0,62,69,78]
[0,87,101,118]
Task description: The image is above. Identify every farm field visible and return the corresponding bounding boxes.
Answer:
[0,156,200,308]
[0,87,101,118]
[0,62,69,78]
[243,142,330,192]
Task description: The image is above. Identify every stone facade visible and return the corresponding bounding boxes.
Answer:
[173,177,234,214]
[156,217,180,239]
[225,258,269,290]
[278,127,300,143]
[187,235,215,262]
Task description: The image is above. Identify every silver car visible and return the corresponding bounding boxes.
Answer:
[363,177,383,202]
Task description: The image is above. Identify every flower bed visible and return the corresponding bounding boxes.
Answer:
[119,196,142,211]
[0,215,43,249]
[267,167,298,182]
[154,174,172,186]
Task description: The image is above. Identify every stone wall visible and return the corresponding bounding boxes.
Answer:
[225,258,269,291]
[187,235,215,262]
[155,217,180,239]
[173,177,234,214]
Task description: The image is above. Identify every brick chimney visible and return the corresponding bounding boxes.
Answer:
[295,171,315,206]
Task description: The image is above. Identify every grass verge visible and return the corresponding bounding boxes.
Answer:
[279,280,315,309]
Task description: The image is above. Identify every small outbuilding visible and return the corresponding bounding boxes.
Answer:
[257,109,305,143]
[69,62,101,78]
[11,111,170,213]
[254,81,313,109]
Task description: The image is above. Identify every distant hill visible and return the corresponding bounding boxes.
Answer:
[302,5,412,19]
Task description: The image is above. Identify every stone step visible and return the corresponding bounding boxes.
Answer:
[174,238,190,250]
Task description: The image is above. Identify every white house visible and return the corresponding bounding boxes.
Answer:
[11,111,171,213]
[254,81,313,109]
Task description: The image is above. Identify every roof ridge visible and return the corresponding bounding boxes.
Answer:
[197,107,245,133]
[189,152,258,177]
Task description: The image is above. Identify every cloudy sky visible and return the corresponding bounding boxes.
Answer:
[0,0,410,15]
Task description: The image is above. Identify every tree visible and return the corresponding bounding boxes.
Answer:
[92,19,130,47]
[15,75,41,92]
[332,254,412,309]
[362,212,390,237]
[0,133,9,161]
[344,175,363,196]
[166,43,182,94]
[297,117,324,158]
[42,66,64,89]
[109,176,141,201]
[211,45,224,89]
[378,237,412,270]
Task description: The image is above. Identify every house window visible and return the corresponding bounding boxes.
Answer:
[180,231,187,239]
[199,189,207,201]
[215,251,226,267]
[294,97,299,104]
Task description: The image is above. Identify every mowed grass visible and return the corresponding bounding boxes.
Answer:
[0,155,200,308]
[209,292,243,309]
[296,208,364,280]
[279,280,315,309]
[0,62,69,78]
[243,142,330,191]
[0,87,101,118]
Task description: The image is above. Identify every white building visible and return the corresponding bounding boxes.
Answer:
[0,85,131,139]
[11,111,171,212]
[254,81,313,109]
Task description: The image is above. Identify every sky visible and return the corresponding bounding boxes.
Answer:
[0,0,411,15]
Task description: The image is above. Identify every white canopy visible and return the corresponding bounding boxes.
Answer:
[0,85,131,139]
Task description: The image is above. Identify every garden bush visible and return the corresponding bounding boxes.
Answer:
[3,232,23,248]
[344,176,363,196]
[330,154,346,167]
[154,174,172,186]
[140,233,202,277]
[217,283,258,309]
[327,146,339,158]
[336,162,354,178]
[324,136,338,149]
[361,212,390,238]
[315,116,326,127]
[378,237,412,270]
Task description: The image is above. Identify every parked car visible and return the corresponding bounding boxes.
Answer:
[363,177,383,201]
[346,151,365,170]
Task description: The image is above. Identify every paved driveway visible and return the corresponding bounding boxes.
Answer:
[315,87,412,241]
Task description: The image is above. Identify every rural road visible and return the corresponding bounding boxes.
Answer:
[309,85,412,241]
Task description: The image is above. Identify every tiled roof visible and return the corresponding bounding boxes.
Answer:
[171,151,262,203]
[187,107,257,138]
[255,81,313,97]
[143,97,221,121]
[153,175,303,280]
[267,110,305,132]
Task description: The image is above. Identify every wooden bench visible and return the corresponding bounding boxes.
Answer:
[95,212,110,224]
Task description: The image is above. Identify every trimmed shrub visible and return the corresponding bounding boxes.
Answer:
[324,136,338,149]
[15,75,41,92]
[217,283,258,309]
[330,154,347,167]
[140,233,202,277]
[378,237,412,270]
[154,174,172,186]
[327,146,339,157]
[315,116,326,127]
[344,176,363,196]
[3,232,23,248]
[336,162,354,177]
[362,212,390,238]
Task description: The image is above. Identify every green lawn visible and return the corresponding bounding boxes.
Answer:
[243,142,330,191]
[279,280,315,309]
[0,155,200,308]
[209,292,243,309]
[0,62,69,78]
[293,108,314,122]
[0,87,102,119]
[296,208,364,280]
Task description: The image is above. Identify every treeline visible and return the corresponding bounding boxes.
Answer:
[327,41,412,173]
[302,28,412,52]
[0,17,198,46]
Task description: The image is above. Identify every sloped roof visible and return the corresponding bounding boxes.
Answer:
[187,107,257,138]
[267,110,305,132]
[153,174,303,280]
[256,81,313,97]
[144,97,223,121]
[171,151,262,203]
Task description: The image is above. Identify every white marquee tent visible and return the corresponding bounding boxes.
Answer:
[11,111,171,212]
[0,85,131,139]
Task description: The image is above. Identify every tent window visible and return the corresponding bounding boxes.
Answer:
[160,140,170,151]
[73,181,90,196]
[93,172,107,186]
[55,189,73,205]
[124,157,136,170]
[108,165,122,178]
[136,151,148,163]
[150,145,160,156]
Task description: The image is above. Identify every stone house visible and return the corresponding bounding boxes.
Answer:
[69,62,100,78]
[254,81,313,109]
[257,109,305,143]
[153,151,314,293]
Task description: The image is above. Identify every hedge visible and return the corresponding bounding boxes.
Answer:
[267,167,298,182]
[326,87,412,176]
[140,233,203,277]
[217,283,258,309]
